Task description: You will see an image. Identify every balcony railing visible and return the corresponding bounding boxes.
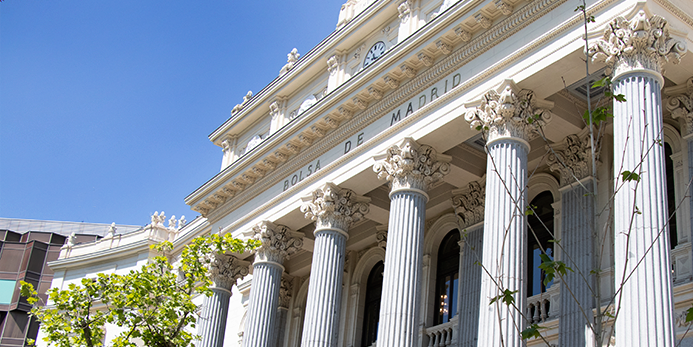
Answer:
[424,316,458,347]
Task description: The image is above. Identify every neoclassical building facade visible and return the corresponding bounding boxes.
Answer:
[46,0,693,346]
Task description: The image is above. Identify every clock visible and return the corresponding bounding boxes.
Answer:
[363,41,386,68]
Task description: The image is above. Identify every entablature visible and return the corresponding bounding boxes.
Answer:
[186,0,592,221]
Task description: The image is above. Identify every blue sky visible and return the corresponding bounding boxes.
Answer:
[1,0,344,226]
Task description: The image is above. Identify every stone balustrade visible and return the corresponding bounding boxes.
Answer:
[424,317,458,347]
[526,285,560,324]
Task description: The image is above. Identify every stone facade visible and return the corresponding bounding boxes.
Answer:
[44,1,693,347]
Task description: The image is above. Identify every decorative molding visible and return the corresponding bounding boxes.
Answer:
[384,75,400,89]
[418,52,433,67]
[588,10,686,77]
[300,182,371,232]
[231,91,253,115]
[376,225,388,249]
[353,97,367,110]
[547,127,600,186]
[465,80,552,142]
[327,55,339,75]
[250,221,304,264]
[666,77,693,134]
[495,0,513,15]
[368,86,383,100]
[278,276,293,309]
[455,26,471,42]
[436,40,452,55]
[451,181,485,228]
[279,48,300,76]
[373,137,451,192]
[209,254,249,291]
[398,0,412,21]
[400,63,417,78]
[338,106,353,120]
[199,0,604,223]
[475,13,492,29]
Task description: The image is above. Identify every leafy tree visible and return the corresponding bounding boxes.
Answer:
[21,233,258,347]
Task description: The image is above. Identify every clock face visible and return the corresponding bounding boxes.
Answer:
[363,41,386,68]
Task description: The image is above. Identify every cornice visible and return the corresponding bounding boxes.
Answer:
[193,0,622,228]
[653,0,693,28]
[48,238,157,270]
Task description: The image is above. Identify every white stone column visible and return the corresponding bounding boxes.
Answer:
[300,183,370,347]
[373,137,451,347]
[451,181,486,347]
[243,222,304,347]
[546,128,599,346]
[465,80,550,347]
[199,254,249,347]
[274,276,293,347]
[589,11,686,346]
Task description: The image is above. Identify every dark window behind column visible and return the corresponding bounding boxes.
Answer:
[361,261,383,347]
[665,143,678,249]
[434,230,460,325]
[528,191,555,296]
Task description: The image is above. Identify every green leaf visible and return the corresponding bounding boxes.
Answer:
[621,170,641,182]
[521,324,545,340]
[592,76,611,88]
[525,204,537,216]
[489,289,518,306]
[686,306,693,323]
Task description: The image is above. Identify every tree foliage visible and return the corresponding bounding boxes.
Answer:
[21,233,258,347]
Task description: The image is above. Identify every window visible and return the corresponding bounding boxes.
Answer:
[527,191,555,296]
[665,143,678,249]
[361,261,383,347]
[434,230,460,325]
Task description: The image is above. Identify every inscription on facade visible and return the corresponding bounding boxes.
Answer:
[279,71,462,194]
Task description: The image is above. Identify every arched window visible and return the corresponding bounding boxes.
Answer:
[434,230,460,325]
[527,191,555,296]
[361,261,383,347]
[665,142,678,249]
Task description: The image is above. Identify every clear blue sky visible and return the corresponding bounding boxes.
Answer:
[1,0,344,226]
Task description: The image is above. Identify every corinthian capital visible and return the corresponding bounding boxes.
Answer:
[666,77,693,134]
[373,138,451,193]
[451,180,485,228]
[547,127,600,186]
[208,254,250,291]
[301,182,371,232]
[588,10,686,78]
[251,221,304,265]
[465,81,552,143]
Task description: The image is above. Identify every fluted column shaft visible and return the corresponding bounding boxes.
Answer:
[199,287,232,347]
[373,138,451,347]
[458,225,483,347]
[477,138,528,347]
[243,262,284,347]
[378,190,427,347]
[301,229,348,347]
[300,183,370,347]
[612,71,675,346]
[244,222,303,347]
[200,254,249,347]
[558,178,596,346]
[588,12,684,344]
